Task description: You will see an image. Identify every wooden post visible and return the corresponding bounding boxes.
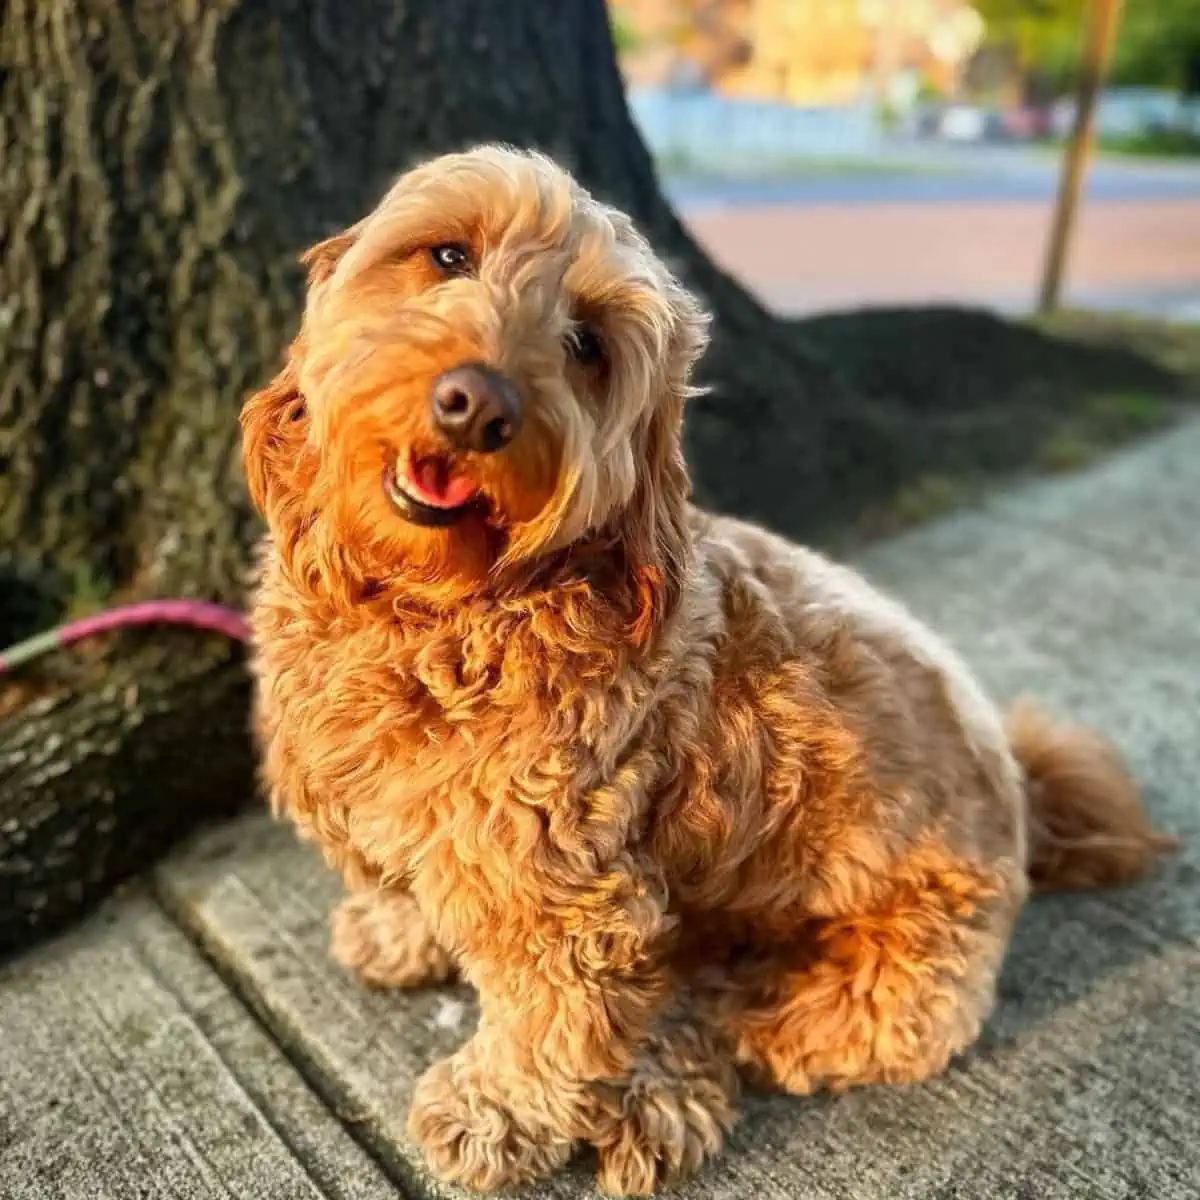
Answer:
[1038,0,1124,313]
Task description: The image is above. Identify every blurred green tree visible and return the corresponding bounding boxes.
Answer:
[1113,0,1200,93]
[976,0,1200,95]
[973,0,1087,89]
[609,5,643,55]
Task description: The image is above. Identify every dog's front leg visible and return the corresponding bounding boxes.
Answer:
[408,856,675,1192]
[330,887,457,989]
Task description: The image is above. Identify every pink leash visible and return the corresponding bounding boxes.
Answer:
[0,600,251,676]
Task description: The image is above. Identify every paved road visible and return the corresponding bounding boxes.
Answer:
[669,149,1200,319]
[666,145,1200,209]
[669,170,1200,211]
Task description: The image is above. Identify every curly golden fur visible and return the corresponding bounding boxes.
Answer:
[241,145,1172,1195]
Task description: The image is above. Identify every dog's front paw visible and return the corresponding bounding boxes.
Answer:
[595,1074,736,1196]
[409,1055,574,1191]
[330,890,456,989]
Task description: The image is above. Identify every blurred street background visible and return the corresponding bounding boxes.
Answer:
[610,0,1200,319]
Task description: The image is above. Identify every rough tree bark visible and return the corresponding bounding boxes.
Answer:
[0,0,1182,956]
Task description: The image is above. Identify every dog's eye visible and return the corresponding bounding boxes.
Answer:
[430,243,471,275]
[565,323,604,368]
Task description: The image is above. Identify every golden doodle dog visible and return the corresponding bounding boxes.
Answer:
[242,145,1172,1195]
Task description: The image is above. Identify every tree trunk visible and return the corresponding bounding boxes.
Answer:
[0,0,1184,956]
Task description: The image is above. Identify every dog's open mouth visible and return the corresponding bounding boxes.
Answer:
[385,452,485,527]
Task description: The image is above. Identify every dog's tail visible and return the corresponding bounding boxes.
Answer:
[1006,698,1176,893]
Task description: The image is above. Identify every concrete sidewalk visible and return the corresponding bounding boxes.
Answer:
[3,422,1199,1199]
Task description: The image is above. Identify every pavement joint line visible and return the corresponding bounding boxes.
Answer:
[152,879,426,1200]
[125,898,346,1200]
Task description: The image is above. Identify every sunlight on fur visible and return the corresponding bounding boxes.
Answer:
[241,144,1173,1196]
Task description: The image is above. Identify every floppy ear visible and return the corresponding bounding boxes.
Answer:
[299,229,358,291]
[240,350,312,537]
[618,404,690,648]
[240,230,357,544]
[619,283,710,647]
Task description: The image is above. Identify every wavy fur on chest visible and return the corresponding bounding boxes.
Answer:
[251,507,1026,969]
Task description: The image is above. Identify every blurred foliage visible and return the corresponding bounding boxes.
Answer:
[609,6,642,54]
[1102,128,1200,156]
[976,0,1200,95]
[1113,0,1200,94]
[974,0,1086,78]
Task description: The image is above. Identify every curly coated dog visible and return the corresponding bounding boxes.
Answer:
[241,145,1171,1195]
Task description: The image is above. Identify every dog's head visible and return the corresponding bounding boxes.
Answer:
[242,146,708,634]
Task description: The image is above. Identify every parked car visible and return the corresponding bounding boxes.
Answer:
[1051,87,1186,141]
[903,100,946,139]
[997,104,1052,141]
[939,103,988,142]
[1181,99,1200,137]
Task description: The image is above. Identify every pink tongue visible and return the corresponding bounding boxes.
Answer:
[406,456,477,509]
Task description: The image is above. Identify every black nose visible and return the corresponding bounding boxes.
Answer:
[430,364,522,454]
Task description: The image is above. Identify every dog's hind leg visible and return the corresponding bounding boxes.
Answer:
[726,864,1022,1095]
